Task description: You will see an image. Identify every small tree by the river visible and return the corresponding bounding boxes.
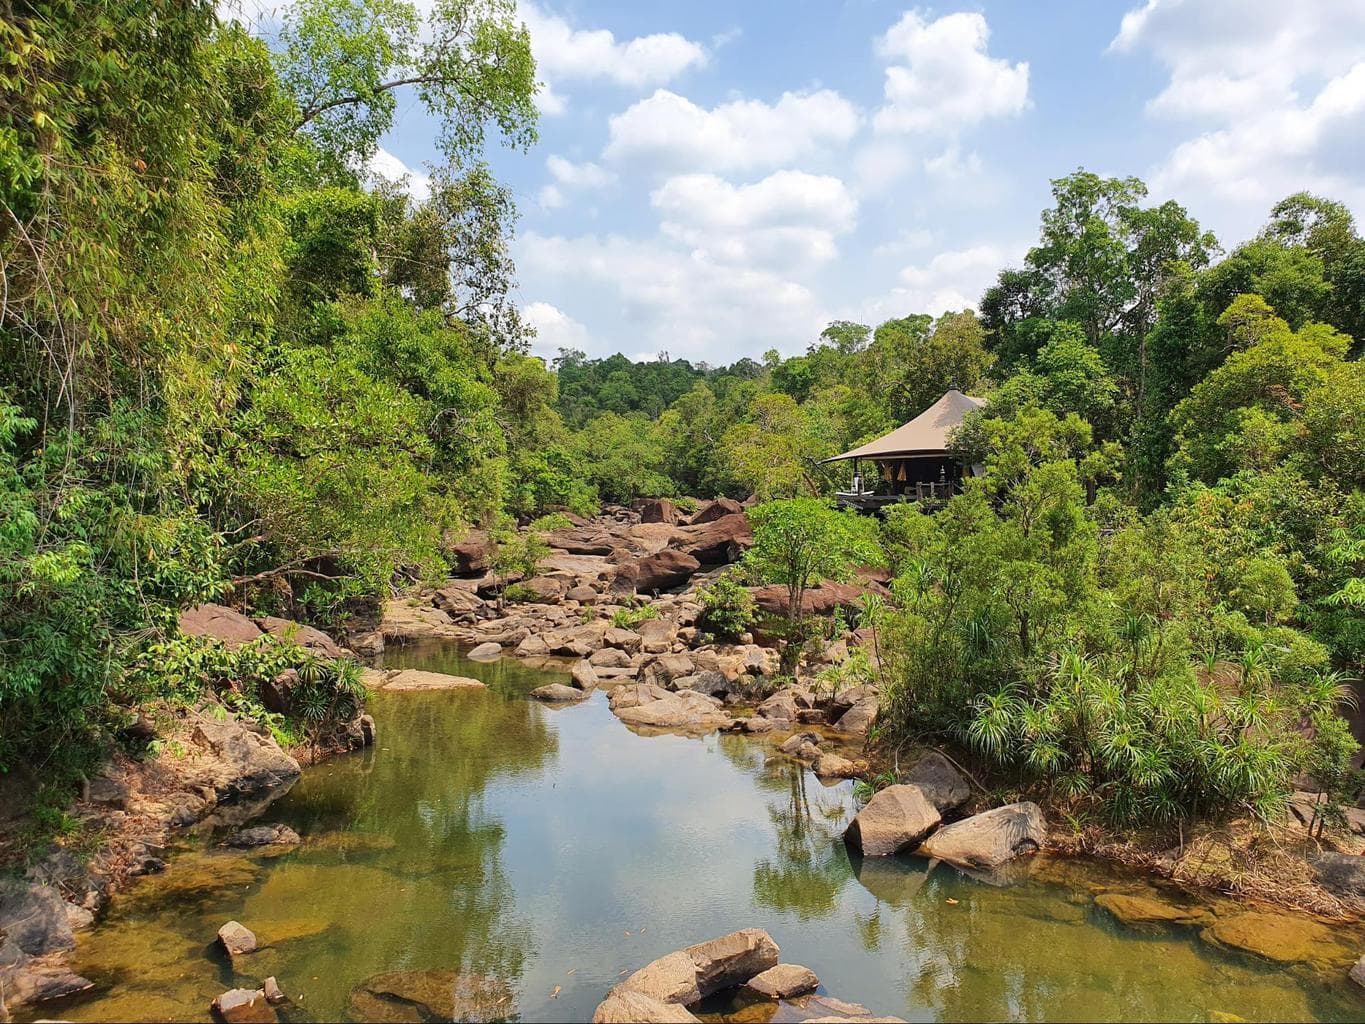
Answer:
[743,499,882,673]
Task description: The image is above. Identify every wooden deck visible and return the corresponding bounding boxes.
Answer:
[835,482,958,513]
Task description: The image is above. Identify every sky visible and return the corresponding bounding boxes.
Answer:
[226,0,1365,366]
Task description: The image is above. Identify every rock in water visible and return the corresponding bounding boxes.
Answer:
[683,928,780,996]
[1094,891,1210,928]
[743,963,819,999]
[350,970,513,1023]
[188,715,302,802]
[221,824,301,849]
[381,669,486,691]
[263,976,286,1005]
[593,990,700,1023]
[217,921,258,956]
[212,987,275,1023]
[917,802,1046,870]
[814,753,861,779]
[571,659,599,691]
[903,752,970,813]
[618,951,702,1005]
[832,696,878,737]
[844,785,941,857]
[530,683,587,702]
[467,641,503,660]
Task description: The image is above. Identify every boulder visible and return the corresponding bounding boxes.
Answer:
[570,660,599,691]
[605,627,644,653]
[212,988,276,1023]
[515,633,552,657]
[0,880,76,956]
[635,618,678,654]
[593,990,700,1023]
[780,732,821,757]
[566,585,599,604]
[740,717,776,734]
[814,753,862,779]
[844,785,941,857]
[449,529,493,574]
[263,976,286,1005]
[640,498,681,525]
[618,950,701,1005]
[750,582,871,618]
[530,683,587,702]
[467,641,503,661]
[833,696,879,738]
[671,671,732,699]
[255,616,344,659]
[614,689,732,734]
[671,514,753,564]
[743,963,819,999]
[757,690,799,722]
[217,921,257,957]
[520,576,567,603]
[1200,911,1344,966]
[545,529,618,555]
[350,970,513,1023]
[903,752,970,814]
[221,824,301,849]
[590,647,633,668]
[1311,852,1365,899]
[917,802,1046,870]
[1094,891,1211,928]
[642,653,696,689]
[619,550,702,593]
[189,715,302,801]
[381,670,486,692]
[691,497,744,525]
[379,600,462,642]
[683,928,780,996]
[180,603,263,649]
[259,669,298,715]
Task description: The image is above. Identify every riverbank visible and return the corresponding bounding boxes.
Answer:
[354,503,1365,927]
[34,661,1365,1023]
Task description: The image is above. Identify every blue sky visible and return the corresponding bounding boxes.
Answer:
[232,1,1365,365]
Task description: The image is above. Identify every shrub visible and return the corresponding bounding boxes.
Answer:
[696,573,755,640]
[611,604,659,630]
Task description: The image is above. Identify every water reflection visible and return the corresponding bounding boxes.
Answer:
[751,760,852,920]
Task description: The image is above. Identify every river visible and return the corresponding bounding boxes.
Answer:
[44,642,1365,1022]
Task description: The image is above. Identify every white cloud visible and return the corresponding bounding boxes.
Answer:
[534,81,568,117]
[873,11,1029,136]
[519,232,829,360]
[605,88,860,171]
[520,2,706,89]
[547,155,616,189]
[1112,0,1365,220]
[366,148,431,202]
[537,184,564,210]
[523,301,590,359]
[892,243,1019,316]
[650,170,857,273]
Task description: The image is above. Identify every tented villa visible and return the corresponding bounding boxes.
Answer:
[825,389,985,511]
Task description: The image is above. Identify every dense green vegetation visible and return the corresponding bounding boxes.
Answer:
[1,0,1360,833]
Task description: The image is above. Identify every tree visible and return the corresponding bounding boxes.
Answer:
[743,499,881,670]
[857,312,993,424]
[280,0,537,171]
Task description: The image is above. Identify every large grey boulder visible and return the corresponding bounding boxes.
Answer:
[683,928,780,996]
[744,963,819,999]
[833,695,878,737]
[217,921,257,957]
[1311,852,1365,899]
[570,659,599,691]
[917,801,1046,870]
[844,785,941,857]
[189,715,301,803]
[903,752,970,813]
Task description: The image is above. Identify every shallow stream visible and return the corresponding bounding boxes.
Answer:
[42,643,1365,1022]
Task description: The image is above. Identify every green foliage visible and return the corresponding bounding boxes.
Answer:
[610,604,659,630]
[696,573,756,641]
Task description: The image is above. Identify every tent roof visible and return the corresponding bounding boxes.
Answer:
[823,389,986,463]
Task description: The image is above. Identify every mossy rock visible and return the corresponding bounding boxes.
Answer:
[349,969,514,1023]
[1095,891,1213,928]
[1200,911,1353,970]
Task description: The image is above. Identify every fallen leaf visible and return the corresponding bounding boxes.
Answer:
[551,986,561,999]
[566,969,577,976]
[945,898,959,905]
